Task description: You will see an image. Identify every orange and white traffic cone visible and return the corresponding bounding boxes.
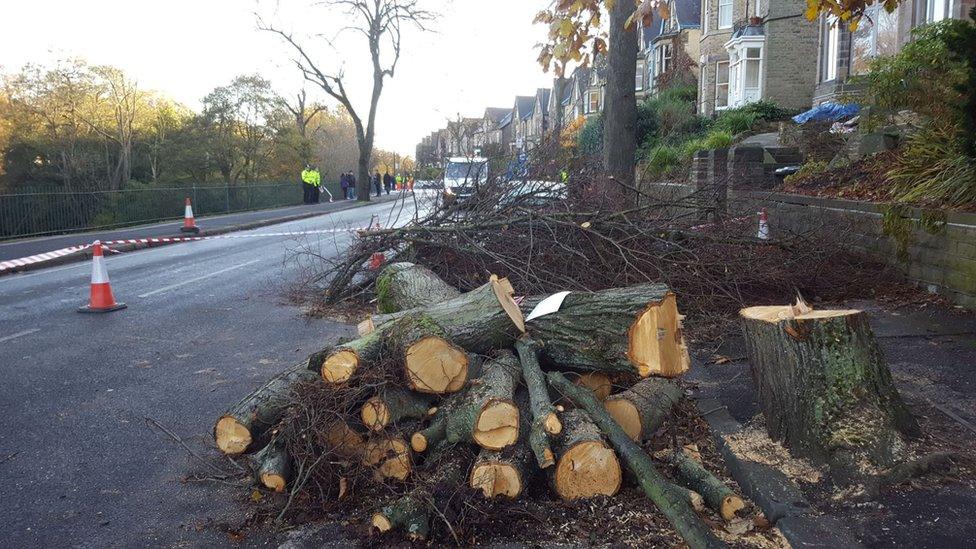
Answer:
[78,242,126,313]
[369,252,386,271]
[181,197,200,234]
[757,208,771,240]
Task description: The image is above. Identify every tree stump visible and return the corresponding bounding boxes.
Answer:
[740,302,918,479]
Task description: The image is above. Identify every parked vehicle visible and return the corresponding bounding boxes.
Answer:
[442,157,489,204]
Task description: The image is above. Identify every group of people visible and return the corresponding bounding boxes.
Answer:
[301,165,332,204]
[303,165,417,203]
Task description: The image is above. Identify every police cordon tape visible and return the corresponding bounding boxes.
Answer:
[0,225,383,274]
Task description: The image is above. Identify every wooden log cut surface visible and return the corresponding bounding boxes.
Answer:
[446,351,522,449]
[361,388,436,432]
[552,410,622,500]
[604,377,683,441]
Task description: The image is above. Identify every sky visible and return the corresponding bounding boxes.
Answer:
[0,0,558,157]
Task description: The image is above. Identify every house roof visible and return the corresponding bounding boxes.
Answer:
[498,111,513,128]
[730,24,765,39]
[652,0,702,40]
[484,107,510,124]
[551,77,571,108]
[642,21,662,47]
[515,96,536,120]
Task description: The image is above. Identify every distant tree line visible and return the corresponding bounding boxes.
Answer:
[0,59,410,194]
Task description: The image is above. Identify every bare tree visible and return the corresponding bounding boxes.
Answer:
[281,89,327,164]
[260,0,434,201]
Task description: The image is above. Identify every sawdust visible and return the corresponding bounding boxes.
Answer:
[724,424,825,484]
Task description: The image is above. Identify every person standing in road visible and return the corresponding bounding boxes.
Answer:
[301,164,316,204]
[373,170,382,197]
[383,171,393,195]
[395,174,403,191]
[340,172,349,200]
[407,174,415,192]
[348,171,357,200]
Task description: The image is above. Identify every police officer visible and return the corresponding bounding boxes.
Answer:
[301,164,316,204]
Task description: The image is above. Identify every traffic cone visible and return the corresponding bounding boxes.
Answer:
[757,208,771,240]
[181,197,200,234]
[78,242,126,313]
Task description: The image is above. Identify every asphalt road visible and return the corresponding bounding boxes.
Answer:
[0,196,396,263]
[0,196,421,548]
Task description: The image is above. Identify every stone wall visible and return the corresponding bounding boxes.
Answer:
[763,3,820,110]
[640,177,976,309]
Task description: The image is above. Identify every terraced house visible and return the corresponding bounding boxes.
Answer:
[813,0,976,104]
[641,0,702,97]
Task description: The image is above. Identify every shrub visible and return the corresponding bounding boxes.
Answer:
[657,84,698,104]
[576,113,604,156]
[702,131,733,150]
[887,123,976,208]
[713,110,758,135]
[737,100,796,122]
[783,161,829,185]
[642,144,683,178]
[636,101,659,149]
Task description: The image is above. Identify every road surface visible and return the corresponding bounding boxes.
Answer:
[0,196,421,548]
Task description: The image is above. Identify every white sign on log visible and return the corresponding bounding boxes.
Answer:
[525,291,572,322]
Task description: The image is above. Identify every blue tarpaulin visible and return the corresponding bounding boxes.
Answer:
[792,103,860,124]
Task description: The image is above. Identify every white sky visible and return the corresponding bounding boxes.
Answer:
[0,0,557,157]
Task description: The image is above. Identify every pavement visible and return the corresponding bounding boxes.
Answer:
[687,299,976,548]
[0,194,402,266]
[0,195,422,548]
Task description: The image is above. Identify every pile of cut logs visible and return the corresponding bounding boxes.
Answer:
[213,263,742,547]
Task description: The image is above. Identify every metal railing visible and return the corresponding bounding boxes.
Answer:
[0,183,304,240]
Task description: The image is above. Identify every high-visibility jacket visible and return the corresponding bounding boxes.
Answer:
[302,169,316,185]
[311,170,322,187]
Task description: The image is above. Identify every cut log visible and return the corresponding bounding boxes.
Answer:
[573,372,613,401]
[326,276,524,388]
[663,449,745,521]
[325,421,366,461]
[362,436,412,481]
[604,378,683,441]
[361,387,436,432]
[548,371,726,549]
[740,301,918,480]
[214,362,318,455]
[253,438,291,493]
[444,350,522,450]
[375,262,461,313]
[528,285,691,378]
[552,410,622,500]
[410,389,467,453]
[514,338,561,468]
[470,399,534,499]
[359,276,525,347]
[372,448,472,540]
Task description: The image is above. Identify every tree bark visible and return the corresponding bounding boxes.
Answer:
[604,377,683,441]
[214,362,318,455]
[376,262,461,313]
[515,338,561,468]
[662,449,745,521]
[470,432,534,499]
[361,387,437,432]
[445,350,522,449]
[551,409,622,500]
[548,372,726,549]
[740,303,918,481]
[528,284,690,378]
[603,0,638,189]
[253,437,291,493]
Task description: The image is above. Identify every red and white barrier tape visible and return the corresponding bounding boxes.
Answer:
[0,226,381,274]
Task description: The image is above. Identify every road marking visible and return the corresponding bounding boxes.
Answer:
[137,259,261,298]
[0,328,40,343]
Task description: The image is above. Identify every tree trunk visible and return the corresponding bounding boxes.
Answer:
[603,0,638,189]
[445,350,522,450]
[551,409,622,500]
[253,437,291,493]
[515,338,561,468]
[323,276,524,387]
[357,139,371,202]
[662,449,745,521]
[361,387,437,432]
[604,377,683,441]
[470,432,534,499]
[740,303,918,481]
[528,284,690,378]
[548,372,726,549]
[214,362,318,455]
[376,262,461,313]
[362,435,412,481]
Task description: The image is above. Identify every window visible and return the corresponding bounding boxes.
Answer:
[654,43,673,77]
[822,17,840,82]
[851,5,899,75]
[744,47,762,89]
[715,61,729,109]
[587,90,601,113]
[922,0,954,23]
[752,0,761,17]
[636,60,646,90]
[718,0,733,29]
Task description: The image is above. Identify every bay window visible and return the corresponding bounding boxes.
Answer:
[715,61,730,110]
[725,34,764,108]
[822,16,839,82]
